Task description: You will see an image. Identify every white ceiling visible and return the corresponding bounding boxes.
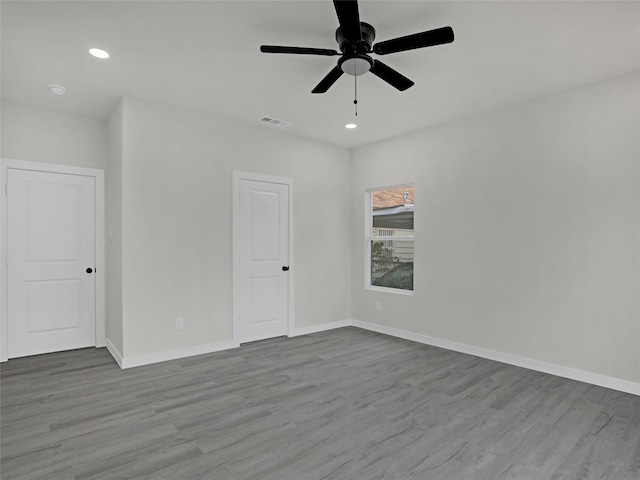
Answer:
[2,0,639,148]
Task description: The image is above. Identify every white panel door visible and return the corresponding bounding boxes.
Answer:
[7,169,96,358]
[238,179,289,343]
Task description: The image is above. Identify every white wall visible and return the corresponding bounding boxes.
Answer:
[3,74,637,387]
[106,100,124,355]
[1,97,351,364]
[118,97,351,359]
[351,72,640,384]
[1,101,107,169]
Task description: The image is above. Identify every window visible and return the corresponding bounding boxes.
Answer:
[366,185,414,292]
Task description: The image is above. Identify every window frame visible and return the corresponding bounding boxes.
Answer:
[364,184,414,296]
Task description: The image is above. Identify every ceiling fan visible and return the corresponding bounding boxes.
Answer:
[260,0,454,94]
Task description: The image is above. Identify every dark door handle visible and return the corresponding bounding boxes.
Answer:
[282,266,289,271]
[86,268,93,274]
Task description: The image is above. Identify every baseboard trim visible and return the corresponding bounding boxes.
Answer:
[352,319,640,396]
[107,340,240,369]
[107,320,352,369]
[290,319,352,337]
[106,320,639,395]
[105,338,124,368]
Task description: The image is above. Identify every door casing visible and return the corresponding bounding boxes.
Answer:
[0,158,105,362]
[232,170,294,343]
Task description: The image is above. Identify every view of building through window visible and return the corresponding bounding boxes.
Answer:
[369,185,414,291]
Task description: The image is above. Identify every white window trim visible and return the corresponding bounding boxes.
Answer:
[364,184,414,296]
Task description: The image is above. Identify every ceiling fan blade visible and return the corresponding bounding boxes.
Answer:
[333,0,362,41]
[370,60,414,91]
[260,45,339,56]
[312,66,344,93]
[373,26,454,55]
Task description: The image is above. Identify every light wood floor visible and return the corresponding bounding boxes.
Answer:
[1,327,639,479]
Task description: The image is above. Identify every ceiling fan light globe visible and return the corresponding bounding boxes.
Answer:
[339,55,373,76]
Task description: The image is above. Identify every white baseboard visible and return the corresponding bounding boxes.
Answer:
[105,338,124,368]
[106,339,239,369]
[352,319,640,397]
[290,319,352,337]
[105,319,350,369]
[106,319,639,396]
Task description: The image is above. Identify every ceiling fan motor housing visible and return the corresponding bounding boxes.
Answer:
[336,22,376,54]
[336,22,376,75]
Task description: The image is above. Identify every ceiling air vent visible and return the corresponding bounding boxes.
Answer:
[258,116,291,128]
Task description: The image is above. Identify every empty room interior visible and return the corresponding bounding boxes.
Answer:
[1,1,639,479]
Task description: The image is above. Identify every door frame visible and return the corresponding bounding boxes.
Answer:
[232,170,294,344]
[0,158,105,362]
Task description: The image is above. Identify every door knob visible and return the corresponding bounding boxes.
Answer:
[282,266,289,271]
[86,268,93,274]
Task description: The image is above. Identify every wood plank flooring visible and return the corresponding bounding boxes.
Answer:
[1,327,639,479]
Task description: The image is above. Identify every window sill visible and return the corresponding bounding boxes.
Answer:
[366,285,414,296]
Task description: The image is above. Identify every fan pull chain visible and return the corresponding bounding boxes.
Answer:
[354,73,358,117]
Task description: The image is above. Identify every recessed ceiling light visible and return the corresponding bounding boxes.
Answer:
[345,123,357,129]
[89,48,109,59]
[49,84,66,95]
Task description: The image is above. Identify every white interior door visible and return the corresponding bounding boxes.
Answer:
[237,178,290,343]
[7,169,96,358]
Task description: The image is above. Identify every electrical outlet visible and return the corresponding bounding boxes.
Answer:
[175,317,184,330]
[375,301,382,311]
